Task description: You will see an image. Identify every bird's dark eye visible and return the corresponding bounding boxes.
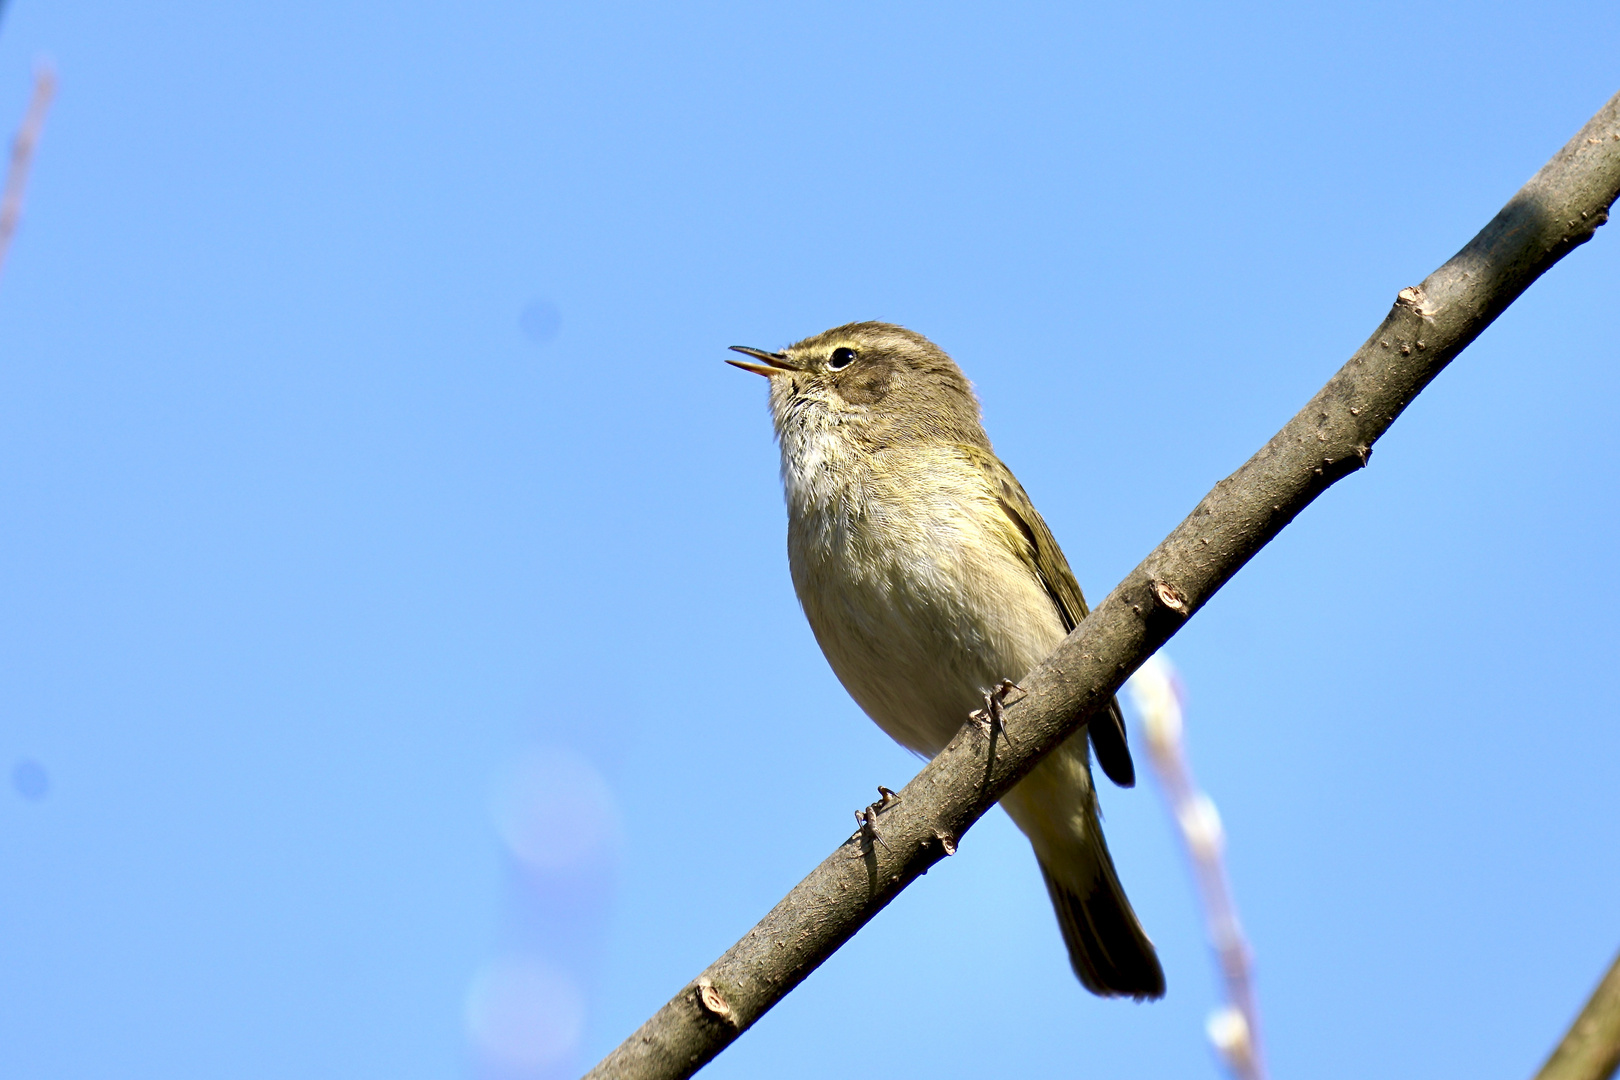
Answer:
[829,347,857,370]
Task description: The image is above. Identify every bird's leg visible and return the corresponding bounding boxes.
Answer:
[851,785,901,852]
[969,679,1026,744]
[853,807,889,852]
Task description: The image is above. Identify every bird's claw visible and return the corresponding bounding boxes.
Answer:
[969,679,1025,744]
[851,785,901,852]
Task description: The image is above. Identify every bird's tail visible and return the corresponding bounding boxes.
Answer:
[1037,844,1164,1000]
[1000,734,1165,1000]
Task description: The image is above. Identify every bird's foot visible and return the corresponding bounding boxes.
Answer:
[969,679,1026,744]
[851,785,901,852]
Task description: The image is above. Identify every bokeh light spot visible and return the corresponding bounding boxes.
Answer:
[12,758,48,801]
[489,747,620,873]
[464,956,585,1071]
[519,300,561,344]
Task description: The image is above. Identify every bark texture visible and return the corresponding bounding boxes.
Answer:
[584,92,1620,1080]
[1534,952,1620,1080]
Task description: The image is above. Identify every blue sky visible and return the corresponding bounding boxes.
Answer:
[1,3,1616,1078]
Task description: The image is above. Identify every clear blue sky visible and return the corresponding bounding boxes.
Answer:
[1,3,1617,1079]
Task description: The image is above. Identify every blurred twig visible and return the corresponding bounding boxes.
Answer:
[1534,951,1620,1080]
[1128,655,1265,1080]
[0,63,56,284]
[583,90,1620,1080]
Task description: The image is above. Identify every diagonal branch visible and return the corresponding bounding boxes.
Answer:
[585,91,1620,1080]
[1534,951,1620,1080]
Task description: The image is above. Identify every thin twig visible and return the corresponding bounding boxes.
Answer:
[1128,655,1265,1080]
[1533,951,1620,1080]
[584,91,1620,1080]
[0,63,57,284]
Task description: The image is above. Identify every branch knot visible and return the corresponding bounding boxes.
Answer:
[694,980,738,1027]
[1150,579,1190,615]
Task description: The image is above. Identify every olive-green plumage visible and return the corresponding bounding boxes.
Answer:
[729,321,1164,1000]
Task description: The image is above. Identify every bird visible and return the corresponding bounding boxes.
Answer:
[728,320,1164,999]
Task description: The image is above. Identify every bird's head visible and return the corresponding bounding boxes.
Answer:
[728,322,987,450]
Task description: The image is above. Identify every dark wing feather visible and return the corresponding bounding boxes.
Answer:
[969,447,1137,788]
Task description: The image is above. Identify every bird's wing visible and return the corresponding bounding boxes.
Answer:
[960,445,1137,788]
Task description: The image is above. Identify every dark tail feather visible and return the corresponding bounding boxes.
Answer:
[1089,696,1137,788]
[1039,850,1165,1000]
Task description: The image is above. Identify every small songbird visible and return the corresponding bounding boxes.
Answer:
[729,321,1164,999]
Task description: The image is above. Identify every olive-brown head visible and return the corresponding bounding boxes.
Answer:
[728,322,991,451]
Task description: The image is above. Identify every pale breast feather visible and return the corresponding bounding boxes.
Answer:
[782,442,1067,754]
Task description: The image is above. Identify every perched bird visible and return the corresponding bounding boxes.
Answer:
[729,321,1164,999]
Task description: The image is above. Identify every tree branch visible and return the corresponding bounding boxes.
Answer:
[585,91,1620,1080]
[0,63,56,285]
[1534,951,1620,1080]
[1129,656,1266,1080]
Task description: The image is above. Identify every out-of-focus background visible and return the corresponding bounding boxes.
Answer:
[1,3,1616,1078]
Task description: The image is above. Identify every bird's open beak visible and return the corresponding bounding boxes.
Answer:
[726,346,800,378]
